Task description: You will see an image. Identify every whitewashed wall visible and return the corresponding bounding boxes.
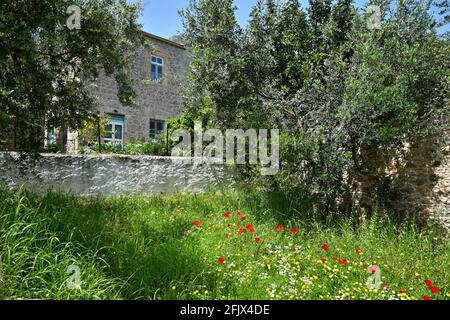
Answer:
[0,152,234,196]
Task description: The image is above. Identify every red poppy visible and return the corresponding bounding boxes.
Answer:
[355,248,363,254]
[236,211,242,216]
[218,257,225,264]
[241,216,247,221]
[321,258,327,263]
[239,228,245,234]
[223,213,231,218]
[290,228,299,234]
[332,256,338,261]
[338,259,348,265]
[322,244,329,251]
[194,220,200,227]
[422,295,432,300]
[425,279,433,287]
[430,286,440,294]
[370,267,377,274]
[276,225,284,232]
[399,290,407,294]
[255,237,260,244]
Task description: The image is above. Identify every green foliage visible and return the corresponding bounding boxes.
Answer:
[0,0,145,151]
[181,0,450,214]
[43,144,66,154]
[123,133,169,156]
[77,114,112,150]
[0,188,448,299]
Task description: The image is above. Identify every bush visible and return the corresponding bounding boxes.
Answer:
[123,133,169,156]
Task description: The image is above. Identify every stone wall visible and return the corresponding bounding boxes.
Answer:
[0,153,233,197]
[347,131,450,231]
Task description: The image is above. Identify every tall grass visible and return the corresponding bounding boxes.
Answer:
[0,187,448,300]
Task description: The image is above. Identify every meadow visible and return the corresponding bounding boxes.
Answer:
[0,187,448,300]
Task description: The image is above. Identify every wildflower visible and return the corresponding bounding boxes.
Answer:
[276,225,284,232]
[236,211,242,216]
[290,228,299,234]
[370,267,377,273]
[422,295,432,300]
[223,213,231,218]
[332,257,338,261]
[241,216,247,221]
[399,290,407,294]
[321,258,327,263]
[339,259,348,265]
[425,279,433,287]
[239,228,245,234]
[322,244,329,251]
[245,224,253,231]
[355,248,363,254]
[194,220,200,227]
[430,286,440,294]
[255,237,260,244]
[218,257,225,264]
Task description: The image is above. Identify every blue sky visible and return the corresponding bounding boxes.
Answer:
[131,0,447,39]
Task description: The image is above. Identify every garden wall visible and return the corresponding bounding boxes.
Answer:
[0,152,234,196]
[348,131,450,231]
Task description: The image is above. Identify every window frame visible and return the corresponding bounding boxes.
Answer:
[149,118,165,139]
[150,55,164,81]
[104,114,125,147]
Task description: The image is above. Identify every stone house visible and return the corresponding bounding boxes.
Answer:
[56,32,188,151]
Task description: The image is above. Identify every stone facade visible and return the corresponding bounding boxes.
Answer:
[346,130,450,231]
[67,32,188,149]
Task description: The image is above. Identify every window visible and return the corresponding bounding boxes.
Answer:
[48,127,55,145]
[104,114,125,147]
[149,119,165,138]
[151,55,164,80]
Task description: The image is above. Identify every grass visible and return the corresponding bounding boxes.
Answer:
[0,186,448,300]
